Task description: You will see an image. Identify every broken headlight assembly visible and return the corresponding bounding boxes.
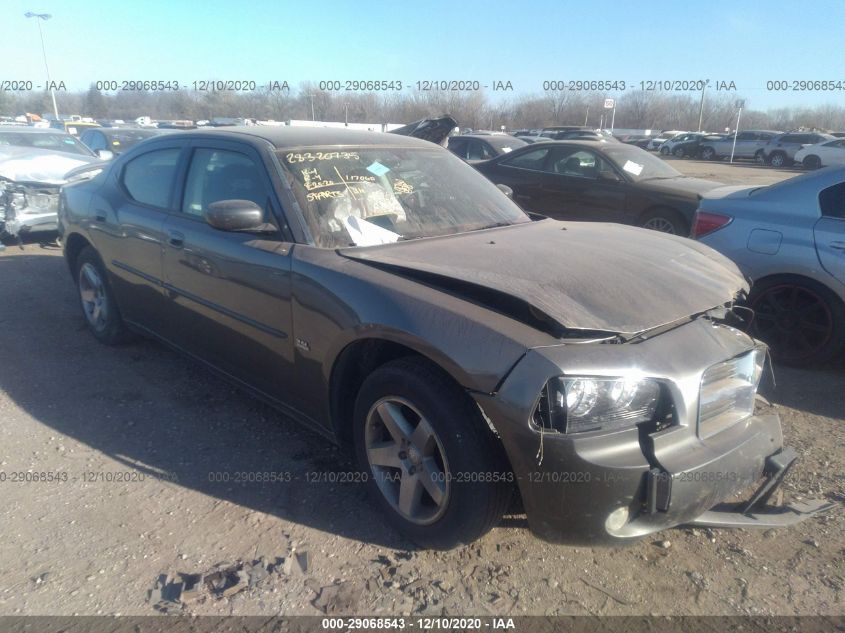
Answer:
[533,376,662,434]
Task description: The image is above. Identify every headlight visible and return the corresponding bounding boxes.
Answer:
[534,376,662,434]
[698,348,764,436]
[20,187,59,215]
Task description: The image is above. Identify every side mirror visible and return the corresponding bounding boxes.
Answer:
[96,149,114,161]
[204,199,264,231]
[496,183,514,199]
[599,170,622,183]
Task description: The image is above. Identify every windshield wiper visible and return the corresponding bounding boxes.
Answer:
[476,221,513,231]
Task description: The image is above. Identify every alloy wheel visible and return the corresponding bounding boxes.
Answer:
[751,284,833,362]
[642,216,677,234]
[364,397,450,525]
[78,262,109,331]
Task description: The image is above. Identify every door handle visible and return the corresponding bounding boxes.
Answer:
[94,210,107,222]
[830,241,845,252]
[167,230,185,248]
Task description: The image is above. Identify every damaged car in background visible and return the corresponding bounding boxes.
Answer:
[0,146,106,243]
[58,124,832,549]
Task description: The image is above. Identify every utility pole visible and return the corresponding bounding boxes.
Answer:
[25,12,59,120]
[584,106,589,126]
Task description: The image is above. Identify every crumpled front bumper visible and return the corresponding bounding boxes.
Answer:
[2,209,59,236]
[476,319,832,545]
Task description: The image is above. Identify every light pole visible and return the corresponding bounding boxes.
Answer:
[25,12,59,121]
[697,80,707,133]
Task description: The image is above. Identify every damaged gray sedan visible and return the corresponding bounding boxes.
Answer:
[0,145,103,242]
[57,127,831,548]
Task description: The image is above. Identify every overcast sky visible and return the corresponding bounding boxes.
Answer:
[3,0,844,110]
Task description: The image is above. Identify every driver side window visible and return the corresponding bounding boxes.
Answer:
[182,148,271,220]
[548,149,606,179]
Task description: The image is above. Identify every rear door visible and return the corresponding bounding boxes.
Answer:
[733,132,757,158]
[92,142,185,334]
[160,139,298,403]
[814,181,845,287]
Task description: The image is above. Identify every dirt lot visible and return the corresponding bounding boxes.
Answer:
[0,160,842,617]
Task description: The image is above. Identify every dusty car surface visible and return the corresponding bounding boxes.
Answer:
[57,126,830,548]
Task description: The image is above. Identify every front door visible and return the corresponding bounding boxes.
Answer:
[160,141,297,405]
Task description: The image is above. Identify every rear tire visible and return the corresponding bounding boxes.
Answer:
[748,276,845,366]
[353,357,512,549]
[701,147,716,161]
[673,146,686,158]
[769,151,788,168]
[75,246,131,345]
[639,208,690,236]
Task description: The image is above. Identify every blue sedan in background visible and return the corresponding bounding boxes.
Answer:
[693,167,845,365]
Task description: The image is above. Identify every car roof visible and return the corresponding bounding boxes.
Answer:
[518,139,609,148]
[156,126,435,149]
[0,127,72,134]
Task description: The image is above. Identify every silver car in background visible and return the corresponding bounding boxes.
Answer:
[699,130,782,162]
[693,167,845,365]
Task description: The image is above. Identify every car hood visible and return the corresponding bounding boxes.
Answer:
[388,115,458,147]
[638,176,723,197]
[339,219,747,337]
[0,147,101,185]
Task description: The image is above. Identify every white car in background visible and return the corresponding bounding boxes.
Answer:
[647,130,686,151]
[794,138,845,169]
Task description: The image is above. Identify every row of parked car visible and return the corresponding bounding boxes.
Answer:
[651,129,845,169]
[50,117,831,548]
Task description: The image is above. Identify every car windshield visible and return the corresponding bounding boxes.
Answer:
[600,144,683,182]
[279,146,530,248]
[0,131,94,156]
[104,129,159,151]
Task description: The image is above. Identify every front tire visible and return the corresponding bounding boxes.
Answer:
[75,246,130,345]
[701,146,716,161]
[803,155,822,170]
[353,357,512,549]
[673,146,686,158]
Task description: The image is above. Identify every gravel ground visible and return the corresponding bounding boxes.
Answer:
[0,161,842,617]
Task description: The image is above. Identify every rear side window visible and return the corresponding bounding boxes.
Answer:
[121,148,180,209]
[819,182,845,219]
[503,147,550,170]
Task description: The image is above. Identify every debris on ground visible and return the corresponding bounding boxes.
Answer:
[146,547,308,612]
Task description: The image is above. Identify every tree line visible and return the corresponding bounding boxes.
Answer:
[3,83,844,132]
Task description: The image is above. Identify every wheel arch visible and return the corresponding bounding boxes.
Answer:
[63,232,93,277]
[328,336,498,446]
[750,271,844,306]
